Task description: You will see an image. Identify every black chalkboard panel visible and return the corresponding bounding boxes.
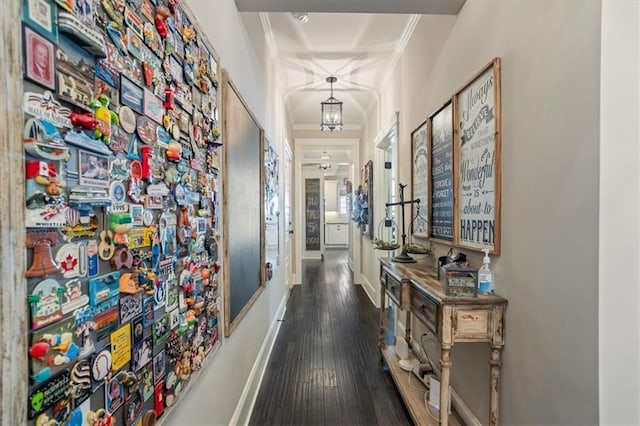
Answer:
[429,102,454,241]
[305,178,321,250]
[222,70,265,336]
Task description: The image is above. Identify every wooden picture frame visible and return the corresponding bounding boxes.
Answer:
[222,69,265,337]
[453,57,502,254]
[410,121,428,238]
[427,100,454,243]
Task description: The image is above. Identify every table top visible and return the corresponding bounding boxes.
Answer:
[379,257,508,306]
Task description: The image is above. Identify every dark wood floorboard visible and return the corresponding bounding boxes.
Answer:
[249,249,411,426]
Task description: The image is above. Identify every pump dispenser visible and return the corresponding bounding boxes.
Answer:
[478,249,493,295]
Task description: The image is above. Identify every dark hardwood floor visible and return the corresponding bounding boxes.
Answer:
[249,249,411,426]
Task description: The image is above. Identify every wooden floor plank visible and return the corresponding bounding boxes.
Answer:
[249,249,411,426]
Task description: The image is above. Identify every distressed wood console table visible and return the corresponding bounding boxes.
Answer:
[378,257,507,425]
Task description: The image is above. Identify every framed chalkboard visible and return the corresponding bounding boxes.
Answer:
[411,121,428,238]
[305,178,320,250]
[222,69,265,336]
[428,101,454,242]
[454,58,502,254]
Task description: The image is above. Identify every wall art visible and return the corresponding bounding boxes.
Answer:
[411,120,428,238]
[454,58,502,254]
[428,100,454,242]
[24,25,56,90]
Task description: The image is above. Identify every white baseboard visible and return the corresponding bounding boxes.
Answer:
[408,339,481,426]
[229,290,289,426]
[359,273,378,307]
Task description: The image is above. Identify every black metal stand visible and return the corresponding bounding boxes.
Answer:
[386,183,419,263]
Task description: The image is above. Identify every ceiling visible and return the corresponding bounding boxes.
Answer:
[237,0,464,130]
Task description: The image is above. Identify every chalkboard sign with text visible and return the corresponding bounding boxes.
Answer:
[305,178,321,250]
[411,121,428,238]
[428,101,454,242]
[454,58,502,254]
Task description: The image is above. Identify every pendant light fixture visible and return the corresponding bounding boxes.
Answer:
[320,76,343,132]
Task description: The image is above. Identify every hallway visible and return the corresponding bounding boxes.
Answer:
[249,249,411,425]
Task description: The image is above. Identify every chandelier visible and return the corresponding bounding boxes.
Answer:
[320,76,343,132]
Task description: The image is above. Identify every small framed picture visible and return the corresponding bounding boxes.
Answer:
[153,350,166,384]
[120,75,144,114]
[24,25,56,90]
[79,150,111,188]
[143,89,165,124]
[23,0,58,43]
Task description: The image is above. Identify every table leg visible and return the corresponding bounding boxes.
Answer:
[405,310,412,351]
[489,345,502,426]
[378,286,386,361]
[440,344,452,426]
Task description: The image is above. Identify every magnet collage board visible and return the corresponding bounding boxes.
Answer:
[21,0,224,424]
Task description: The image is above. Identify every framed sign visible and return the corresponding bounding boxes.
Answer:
[222,69,265,337]
[428,100,454,242]
[454,58,501,254]
[305,178,320,250]
[410,121,428,237]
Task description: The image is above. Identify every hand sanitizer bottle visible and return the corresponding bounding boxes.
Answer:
[478,249,493,295]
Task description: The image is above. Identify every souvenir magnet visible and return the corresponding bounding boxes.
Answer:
[111,247,134,269]
[143,89,165,124]
[57,11,107,57]
[24,91,72,128]
[156,125,171,148]
[153,382,164,417]
[108,181,127,213]
[23,118,69,161]
[25,161,67,228]
[61,278,89,314]
[86,409,116,426]
[142,209,154,226]
[28,369,71,419]
[55,242,87,278]
[26,231,61,278]
[119,106,137,133]
[153,350,166,385]
[69,359,92,406]
[98,228,116,260]
[141,145,154,181]
[124,8,144,39]
[87,240,99,277]
[136,115,159,145]
[111,212,133,244]
[89,94,120,144]
[106,21,128,56]
[172,123,181,140]
[88,272,120,305]
[91,348,112,384]
[28,278,64,330]
[127,134,142,161]
[75,319,97,359]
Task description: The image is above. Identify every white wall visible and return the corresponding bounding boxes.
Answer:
[361,2,601,424]
[359,14,456,307]
[170,2,290,424]
[599,2,640,424]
